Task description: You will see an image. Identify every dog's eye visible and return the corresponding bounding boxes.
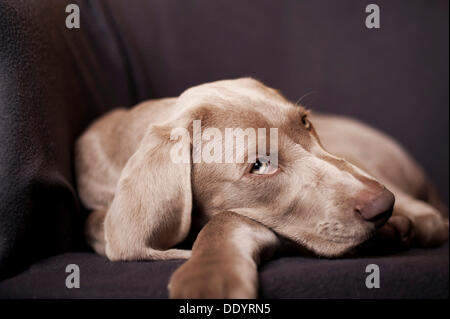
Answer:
[301,115,311,130]
[250,159,278,175]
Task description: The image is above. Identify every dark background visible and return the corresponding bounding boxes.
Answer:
[0,0,448,279]
[80,0,449,201]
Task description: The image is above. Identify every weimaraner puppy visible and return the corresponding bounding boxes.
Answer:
[75,78,448,298]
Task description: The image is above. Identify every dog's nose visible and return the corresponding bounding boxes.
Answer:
[355,189,395,228]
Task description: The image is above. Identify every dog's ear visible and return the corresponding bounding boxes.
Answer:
[104,123,192,259]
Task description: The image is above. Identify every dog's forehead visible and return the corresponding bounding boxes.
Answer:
[179,79,284,107]
[178,78,302,127]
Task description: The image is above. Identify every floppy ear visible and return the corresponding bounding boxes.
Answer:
[104,123,192,260]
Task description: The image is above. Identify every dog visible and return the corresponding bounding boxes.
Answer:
[75,78,449,298]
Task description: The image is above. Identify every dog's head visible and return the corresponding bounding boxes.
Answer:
[121,78,394,257]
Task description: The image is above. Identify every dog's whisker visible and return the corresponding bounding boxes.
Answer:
[295,90,317,107]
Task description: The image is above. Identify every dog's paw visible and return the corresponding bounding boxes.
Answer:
[413,214,449,247]
[363,213,449,253]
[358,215,414,254]
[376,215,415,249]
[385,215,415,245]
[168,258,257,299]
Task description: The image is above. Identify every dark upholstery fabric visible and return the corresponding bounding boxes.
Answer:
[0,0,448,297]
[0,244,448,299]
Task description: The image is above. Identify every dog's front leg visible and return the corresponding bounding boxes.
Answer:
[168,211,280,299]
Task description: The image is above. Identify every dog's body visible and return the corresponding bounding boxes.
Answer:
[75,78,448,298]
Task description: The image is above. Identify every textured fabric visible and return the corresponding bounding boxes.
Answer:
[0,0,448,297]
[0,243,447,299]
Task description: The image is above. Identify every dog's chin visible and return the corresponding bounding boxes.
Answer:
[308,242,358,258]
[305,231,375,258]
[276,226,377,258]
